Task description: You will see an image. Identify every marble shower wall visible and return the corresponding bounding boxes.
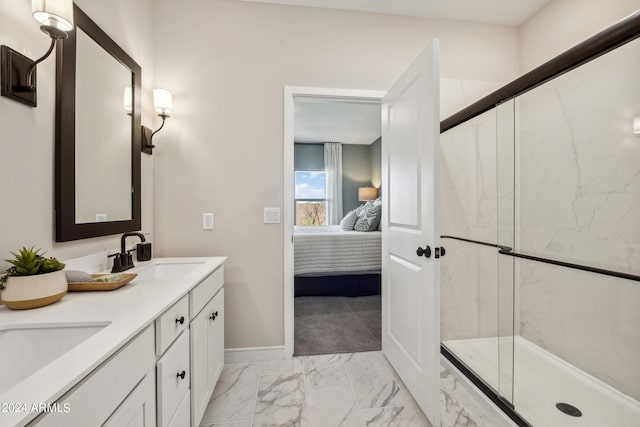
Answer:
[440,109,499,340]
[516,38,640,401]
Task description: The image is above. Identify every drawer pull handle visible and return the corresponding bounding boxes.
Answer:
[209,313,216,321]
[175,316,185,325]
[177,370,186,380]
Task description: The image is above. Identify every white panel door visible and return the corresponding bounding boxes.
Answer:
[381,40,441,426]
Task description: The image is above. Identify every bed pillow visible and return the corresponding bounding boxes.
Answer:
[373,198,382,230]
[353,201,370,216]
[339,210,358,231]
[354,204,381,232]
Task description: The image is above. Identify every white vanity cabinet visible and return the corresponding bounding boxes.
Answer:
[190,267,225,426]
[33,326,156,426]
[103,373,156,427]
[15,258,226,427]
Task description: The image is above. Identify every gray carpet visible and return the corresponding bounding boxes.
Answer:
[294,295,381,356]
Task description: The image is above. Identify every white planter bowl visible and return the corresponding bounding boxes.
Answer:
[1,270,68,310]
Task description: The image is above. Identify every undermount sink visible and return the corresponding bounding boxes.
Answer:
[135,262,204,280]
[0,322,110,394]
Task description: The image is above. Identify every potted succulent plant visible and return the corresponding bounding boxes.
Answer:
[0,247,68,310]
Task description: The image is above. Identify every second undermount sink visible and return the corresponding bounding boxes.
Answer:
[135,262,204,280]
[0,322,110,394]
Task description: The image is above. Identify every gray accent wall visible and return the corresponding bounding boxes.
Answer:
[294,143,324,170]
[370,137,382,192]
[342,144,373,213]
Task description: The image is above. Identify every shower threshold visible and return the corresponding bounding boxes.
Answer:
[443,336,640,427]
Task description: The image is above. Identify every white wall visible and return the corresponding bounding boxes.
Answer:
[152,0,520,349]
[0,0,155,264]
[519,0,640,73]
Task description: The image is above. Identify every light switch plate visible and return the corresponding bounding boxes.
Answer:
[264,208,280,224]
[202,213,214,230]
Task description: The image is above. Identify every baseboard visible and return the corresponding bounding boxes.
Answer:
[224,346,286,363]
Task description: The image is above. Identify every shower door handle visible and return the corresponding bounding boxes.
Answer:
[416,245,431,258]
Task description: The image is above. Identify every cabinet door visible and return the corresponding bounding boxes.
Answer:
[32,327,155,426]
[103,373,156,427]
[167,390,190,427]
[190,299,211,426]
[208,289,224,390]
[191,288,225,426]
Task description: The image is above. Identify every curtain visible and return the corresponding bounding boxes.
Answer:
[324,142,343,225]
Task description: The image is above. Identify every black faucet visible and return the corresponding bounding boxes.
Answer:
[110,232,146,273]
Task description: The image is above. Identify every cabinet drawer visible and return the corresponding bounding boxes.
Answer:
[156,295,189,356]
[167,389,190,427]
[190,265,224,318]
[33,326,155,426]
[157,331,190,427]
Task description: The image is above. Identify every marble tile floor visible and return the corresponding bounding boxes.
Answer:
[200,351,431,427]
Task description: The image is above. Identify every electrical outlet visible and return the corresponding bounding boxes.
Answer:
[202,213,214,230]
[264,207,280,224]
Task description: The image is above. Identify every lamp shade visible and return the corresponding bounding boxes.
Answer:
[634,117,640,134]
[123,87,132,113]
[358,187,377,201]
[32,0,74,32]
[153,89,173,115]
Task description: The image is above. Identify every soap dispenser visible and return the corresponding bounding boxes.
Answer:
[137,242,152,261]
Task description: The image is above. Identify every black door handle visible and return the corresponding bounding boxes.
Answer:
[416,245,431,258]
[175,316,185,325]
[177,370,186,380]
[435,247,446,258]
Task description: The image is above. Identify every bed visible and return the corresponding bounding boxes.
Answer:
[294,225,381,296]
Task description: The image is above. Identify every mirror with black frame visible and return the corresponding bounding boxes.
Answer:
[55,4,141,242]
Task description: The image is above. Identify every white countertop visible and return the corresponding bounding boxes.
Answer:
[0,256,226,427]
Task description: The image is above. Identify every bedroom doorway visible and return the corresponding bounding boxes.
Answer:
[284,42,441,425]
[283,87,385,357]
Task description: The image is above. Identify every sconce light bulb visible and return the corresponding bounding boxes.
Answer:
[153,89,173,116]
[32,0,74,32]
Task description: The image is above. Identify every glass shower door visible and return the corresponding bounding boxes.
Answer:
[439,105,514,405]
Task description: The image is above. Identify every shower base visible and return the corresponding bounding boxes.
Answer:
[443,336,640,427]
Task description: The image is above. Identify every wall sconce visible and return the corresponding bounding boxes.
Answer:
[1,0,74,107]
[142,89,173,155]
[634,117,640,135]
[358,187,378,201]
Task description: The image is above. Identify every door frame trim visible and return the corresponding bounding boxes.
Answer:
[283,86,385,358]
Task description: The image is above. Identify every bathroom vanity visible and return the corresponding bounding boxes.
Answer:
[0,257,226,427]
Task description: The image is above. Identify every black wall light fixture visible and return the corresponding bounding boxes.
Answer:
[1,0,74,107]
[142,89,173,155]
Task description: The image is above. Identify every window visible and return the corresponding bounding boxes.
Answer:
[295,171,326,226]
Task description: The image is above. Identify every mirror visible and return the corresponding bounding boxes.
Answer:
[55,5,141,242]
